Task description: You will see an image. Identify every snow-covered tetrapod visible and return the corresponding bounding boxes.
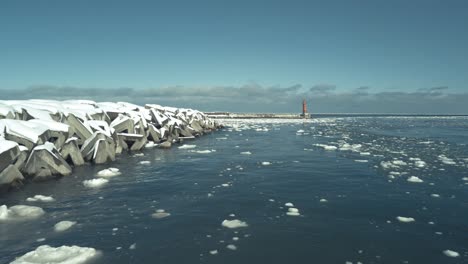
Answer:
[0,100,221,189]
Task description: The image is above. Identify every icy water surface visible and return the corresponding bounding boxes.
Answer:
[1,116,468,263]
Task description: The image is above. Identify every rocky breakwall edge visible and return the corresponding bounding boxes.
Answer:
[0,99,222,190]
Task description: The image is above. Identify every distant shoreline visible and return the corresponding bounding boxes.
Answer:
[205,112,468,119]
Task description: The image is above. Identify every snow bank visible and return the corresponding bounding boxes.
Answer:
[96,168,121,177]
[26,195,55,202]
[83,178,108,188]
[54,221,77,232]
[222,219,248,228]
[0,205,44,221]
[10,245,99,264]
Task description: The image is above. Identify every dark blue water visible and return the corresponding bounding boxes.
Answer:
[1,117,467,263]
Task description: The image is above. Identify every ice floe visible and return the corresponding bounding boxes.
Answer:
[285,202,294,207]
[96,168,121,177]
[0,204,44,221]
[430,194,440,198]
[10,245,99,264]
[26,195,55,202]
[438,155,456,165]
[407,176,423,183]
[221,219,248,228]
[261,161,271,166]
[152,209,171,219]
[226,244,237,250]
[240,151,252,155]
[129,243,136,250]
[443,249,459,258]
[54,221,77,232]
[396,216,415,223]
[319,199,328,203]
[313,144,337,151]
[178,144,196,149]
[209,250,218,255]
[139,161,150,165]
[83,178,109,188]
[195,150,212,154]
[286,207,300,216]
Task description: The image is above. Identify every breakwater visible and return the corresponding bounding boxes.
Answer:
[0,100,221,190]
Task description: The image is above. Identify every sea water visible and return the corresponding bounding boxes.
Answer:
[1,116,467,263]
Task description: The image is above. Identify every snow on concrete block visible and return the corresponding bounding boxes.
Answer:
[23,142,72,178]
[60,138,85,166]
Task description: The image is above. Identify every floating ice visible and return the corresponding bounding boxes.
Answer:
[226,244,237,250]
[129,243,136,250]
[443,250,459,258]
[26,195,55,202]
[209,250,218,255]
[152,209,171,219]
[232,237,239,241]
[360,152,371,156]
[54,221,77,232]
[396,216,415,223]
[438,155,456,165]
[414,160,427,168]
[392,160,407,166]
[319,199,328,203]
[96,168,121,177]
[285,202,294,207]
[313,144,337,151]
[261,161,271,166]
[407,176,423,183]
[222,219,248,228]
[83,178,108,188]
[240,151,252,155]
[354,160,368,163]
[139,161,150,165]
[462,177,468,181]
[145,141,156,148]
[10,245,99,264]
[286,207,300,216]
[195,150,212,154]
[178,144,196,149]
[0,205,44,221]
[430,194,440,198]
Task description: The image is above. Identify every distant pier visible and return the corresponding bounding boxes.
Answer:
[204,112,308,119]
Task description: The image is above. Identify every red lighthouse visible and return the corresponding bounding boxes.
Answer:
[301,99,309,118]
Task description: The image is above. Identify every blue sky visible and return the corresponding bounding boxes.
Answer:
[1,0,467,113]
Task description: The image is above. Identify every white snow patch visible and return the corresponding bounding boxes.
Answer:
[221,219,248,228]
[443,250,459,258]
[83,178,108,188]
[54,221,77,232]
[407,176,423,183]
[26,195,55,203]
[96,168,121,177]
[178,144,196,149]
[396,216,415,223]
[10,245,99,264]
[0,205,44,221]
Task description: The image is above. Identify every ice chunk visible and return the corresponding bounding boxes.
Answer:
[145,142,156,148]
[285,202,294,207]
[392,160,407,166]
[286,207,300,216]
[139,161,150,165]
[96,168,121,177]
[396,216,415,223]
[54,221,77,232]
[226,244,237,250]
[240,151,252,155]
[407,176,423,183]
[354,160,368,163]
[195,150,212,154]
[83,178,108,188]
[221,219,248,228]
[152,209,171,219]
[178,144,196,149]
[0,205,45,221]
[261,161,271,166]
[443,250,459,258]
[414,160,427,168]
[26,195,55,202]
[209,250,218,255]
[10,245,99,264]
[313,144,337,150]
[438,155,456,165]
[320,199,328,203]
[430,194,440,198]
[129,243,136,250]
